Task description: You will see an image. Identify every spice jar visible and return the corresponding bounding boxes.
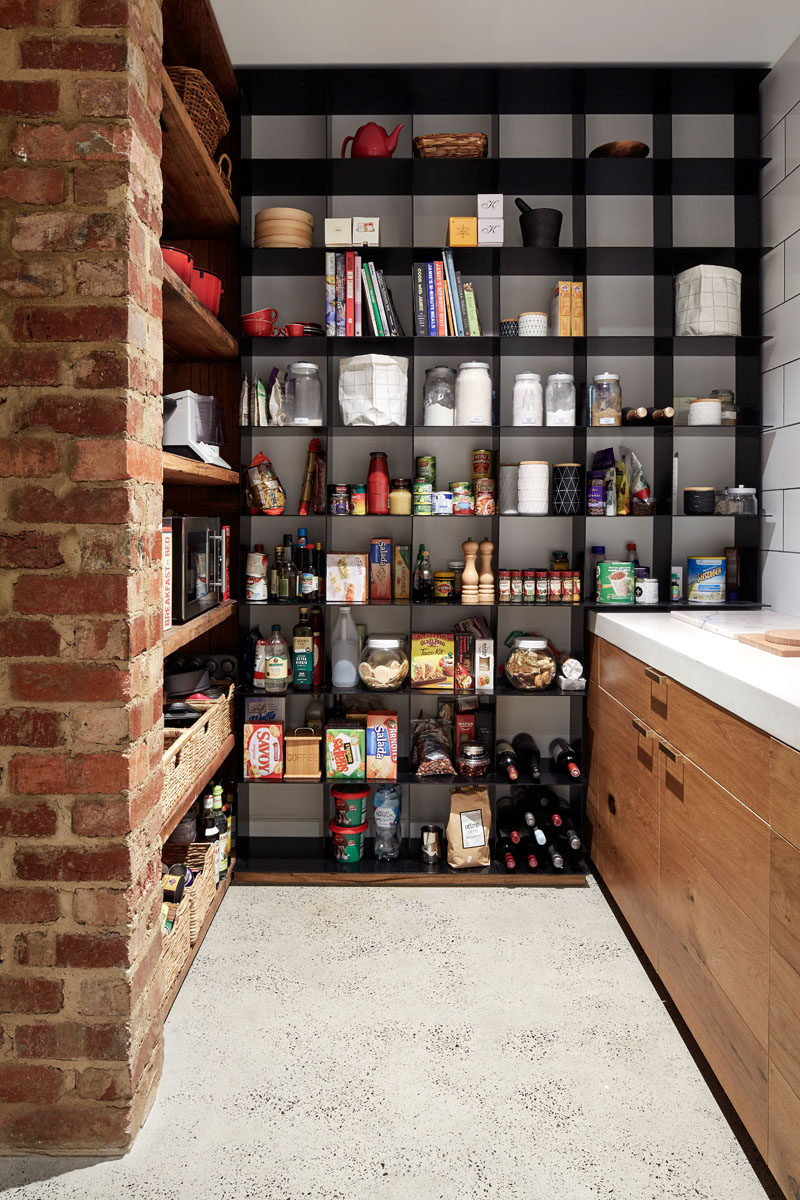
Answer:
[423,366,456,426]
[457,741,490,778]
[510,569,523,603]
[545,372,576,427]
[448,559,464,598]
[367,451,389,514]
[389,478,412,515]
[455,361,492,426]
[512,373,544,426]
[523,570,536,603]
[725,484,757,515]
[498,569,511,603]
[535,569,548,603]
[433,570,455,602]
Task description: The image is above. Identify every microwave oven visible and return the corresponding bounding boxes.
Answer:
[169,516,229,624]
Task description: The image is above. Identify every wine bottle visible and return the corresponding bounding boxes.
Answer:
[495,739,520,781]
[624,406,648,423]
[511,732,542,783]
[544,840,564,870]
[518,834,539,870]
[559,815,582,851]
[652,406,674,423]
[496,836,518,871]
[515,798,547,845]
[536,792,563,827]
[550,737,581,779]
[496,798,521,845]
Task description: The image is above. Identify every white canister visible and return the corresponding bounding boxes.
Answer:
[519,311,549,337]
[454,361,492,425]
[517,460,549,515]
[688,397,722,426]
[512,373,543,425]
[498,463,519,514]
[635,577,659,605]
[545,372,576,426]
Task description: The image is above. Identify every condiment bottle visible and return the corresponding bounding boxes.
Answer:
[367,451,389,514]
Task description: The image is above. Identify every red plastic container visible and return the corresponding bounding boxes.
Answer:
[190,267,224,316]
[161,245,193,285]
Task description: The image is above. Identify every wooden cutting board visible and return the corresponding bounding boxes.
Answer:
[738,629,800,657]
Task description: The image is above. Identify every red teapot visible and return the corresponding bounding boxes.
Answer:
[340,122,404,158]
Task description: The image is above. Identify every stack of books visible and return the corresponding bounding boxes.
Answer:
[412,250,482,336]
[324,252,405,337]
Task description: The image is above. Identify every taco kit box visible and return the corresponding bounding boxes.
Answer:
[410,632,455,690]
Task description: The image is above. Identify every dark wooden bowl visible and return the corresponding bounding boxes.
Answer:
[589,140,650,158]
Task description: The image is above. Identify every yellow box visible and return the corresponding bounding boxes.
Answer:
[551,281,572,336]
[411,632,454,690]
[448,217,478,247]
[571,281,585,336]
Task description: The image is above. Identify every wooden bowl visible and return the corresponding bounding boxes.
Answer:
[254,236,313,249]
[589,140,650,158]
[255,206,314,225]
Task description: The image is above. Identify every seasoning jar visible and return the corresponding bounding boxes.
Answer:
[389,478,412,515]
[498,569,511,603]
[457,741,490,778]
[545,372,576,427]
[523,569,536,602]
[510,569,523,603]
[448,559,464,599]
[535,569,549,603]
[423,366,456,426]
[433,570,455,603]
[284,362,323,426]
[712,389,737,426]
[349,484,366,516]
[725,484,758,515]
[549,571,563,603]
[455,362,492,426]
[367,451,389,515]
[589,372,622,427]
[512,373,544,426]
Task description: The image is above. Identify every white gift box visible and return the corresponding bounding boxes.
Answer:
[477,217,504,245]
[477,193,504,217]
[674,264,741,336]
[352,217,380,246]
[324,217,352,247]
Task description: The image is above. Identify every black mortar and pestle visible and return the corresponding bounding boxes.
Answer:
[515,198,563,247]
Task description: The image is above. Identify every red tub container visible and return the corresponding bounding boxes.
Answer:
[190,267,224,315]
[161,245,193,285]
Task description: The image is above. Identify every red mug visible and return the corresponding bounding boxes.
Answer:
[276,322,305,337]
[242,308,278,337]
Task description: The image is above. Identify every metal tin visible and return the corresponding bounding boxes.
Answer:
[415,455,436,486]
[349,484,366,516]
[475,481,495,515]
[453,493,474,515]
[687,556,726,604]
[597,560,635,604]
[450,480,472,495]
[432,490,453,515]
[328,484,350,515]
[472,449,492,479]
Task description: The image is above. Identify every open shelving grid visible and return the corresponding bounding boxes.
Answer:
[233,65,763,883]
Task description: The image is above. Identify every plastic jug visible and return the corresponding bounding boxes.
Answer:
[331,605,359,688]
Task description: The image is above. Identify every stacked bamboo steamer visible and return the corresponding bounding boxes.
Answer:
[254,207,314,248]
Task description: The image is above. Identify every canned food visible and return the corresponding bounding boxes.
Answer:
[349,484,366,516]
[498,570,511,603]
[472,449,492,479]
[450,480,472,495]
[523,570,536,603]
[475,492,495,516]
[549,571,563,603]
[415,455,436,486]
[535,569,549,603]
[432,490,453,515]
[328,484,350,515]
[453,493,474,515]
[511,570,523,603]
[687,556,725,605]
[413,480,432,494]
[597,561,635,604]
[413,499,433,516]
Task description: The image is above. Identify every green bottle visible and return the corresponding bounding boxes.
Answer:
[212,785,228,876]
[292,607,314,691]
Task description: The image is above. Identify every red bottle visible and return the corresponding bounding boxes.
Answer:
[367,451,389,515]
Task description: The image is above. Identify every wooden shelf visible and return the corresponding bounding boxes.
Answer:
[162,262,238,362]
[162,859,235,1021]
[163,599,237,656]
[162,0,238,105]
[235,860,587,887]
[161,68,239,238]
[161,732,235,842]
[162,452,239,487]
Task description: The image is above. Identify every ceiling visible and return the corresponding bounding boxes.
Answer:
[211,0,800,68]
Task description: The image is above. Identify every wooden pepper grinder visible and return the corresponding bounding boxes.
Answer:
[461,539,479,604]
[478,538,494,604]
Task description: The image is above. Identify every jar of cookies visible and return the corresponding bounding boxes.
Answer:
[358,636,409,691]
[503,636,557,691]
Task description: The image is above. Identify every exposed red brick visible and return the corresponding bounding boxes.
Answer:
[12,122,130,163]
[0,167,64,205]
[14,931,56,967]
[14,305,127,344]
[20,38,127,71]
[55,932,128,968]
[15,845,131,883]
[0,533,64,570]
[0,977,62,1014]
[72,800,130,837]
[0,349,59,387]
[78,978,129,1017]
[0,619,61,657]
[73,888,128,925]
[12,211,129,253]
[74,258,126,297]
[0,260,65,298]
[16,1021,128,1062]
[14,575,128,615]
[0,1101,129,1148]
[0,80,59,114]
[0,708,62,747]
[0,803,57,837]
[72,162,127,206]
[75,78,127,116]
[77,0,128,24]
[0,887,59,923]
[10,753,130,797]
[0,439,58,478]
[0,1065,63,1104]
[71,439,161,482]
[24,394,127,435]
[10,662,129,704]
[72,350,128,389]
[12,484,133,525]
[76,1066,130,1101]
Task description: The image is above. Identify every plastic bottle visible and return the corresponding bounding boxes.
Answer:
[373,783,401,860]
[626,542,639,568]
[331,606,359,688]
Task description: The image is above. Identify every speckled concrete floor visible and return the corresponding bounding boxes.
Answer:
[0,881,773,1200]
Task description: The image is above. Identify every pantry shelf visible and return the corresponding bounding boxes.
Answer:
[161,732,236,843]
[162,262,239,362]
[163,452,240,487]
[162,858,236,1020]
[163,600,237,656]
[233,857,586,886]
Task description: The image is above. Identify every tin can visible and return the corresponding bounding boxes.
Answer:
[415,455,436,486]
[523,570,536,603]
[451,480,472,495]
[687,556,725,605]
[571,570,581,603]
[413,479,432,494]
[472,449,492,479]
[597,561,635,604]
[349,484,366,516]
[453,493,474,515]
[475,485,495,516]
[413,497,432,516]
[432,490,453,515]
[535,569,549,603]
[510,570,523,603]
[328,484,350,515]
[549,571,563,603]
[498,569,511,603]
[434,571,454,602]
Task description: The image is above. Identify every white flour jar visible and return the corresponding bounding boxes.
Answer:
[512,373,543,425]
[455,361,492,425]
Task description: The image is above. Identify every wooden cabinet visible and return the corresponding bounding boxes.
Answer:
[769,833,800,1199]
[770,738,800,850]
[768,1064,800,1200]
[599,640,669,736]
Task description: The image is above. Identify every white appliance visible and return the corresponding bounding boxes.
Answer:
[162,390,232,469]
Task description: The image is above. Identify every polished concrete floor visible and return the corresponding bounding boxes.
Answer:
[0,881,775,1200]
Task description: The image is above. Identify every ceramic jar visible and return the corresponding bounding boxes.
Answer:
[498,463,519,514]
[688,397,722,426]
[518,311,549,336]
[517,460,549,514]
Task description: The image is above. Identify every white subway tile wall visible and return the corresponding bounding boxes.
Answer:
[761,37,800,614]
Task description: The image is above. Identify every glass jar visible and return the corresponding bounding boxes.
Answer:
[389,478,412,515]
[503,636,557,691]
[712,389,737,426]
[589,372,622,427]
[512,373,543,426]
[510,569,523,603]
[545,372,576,427]
[285,362,323,426]
[448,559,464,599]
[423,366,456,426]
[358,636,409,691]
[455,361,492,426]
[456,741,490,778]
[433,571,455,602]
[725,484,757,515]
[498,569,511,603]
[367,451,389,515]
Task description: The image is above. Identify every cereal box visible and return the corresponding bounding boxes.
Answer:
[454,633,475,693]
[369,538,392,604]
[475,638,494,693]
[551,280,572,336]
[570,281,584,336]
[326,553,368,604]
[325,725,366,780]
[411,632,454,691]
[394,543,411,602]
[366,711,398,780]
[244,723,283,780]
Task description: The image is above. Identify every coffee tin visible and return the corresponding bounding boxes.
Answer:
[687,556,725,604]
[328,484,350,515]
[597,561,635,604]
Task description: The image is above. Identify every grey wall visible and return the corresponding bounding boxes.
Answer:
[761,35,800,615]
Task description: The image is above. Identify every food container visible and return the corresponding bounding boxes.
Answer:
[190,267,223,316]
[510,570,523,603]
[329,819,368,863]
[472,449,492,478]
[325,726,366,779]
[331,783,371,827]
[724,485,757,515]
[389,479,411,515]
[498,569,511,603]
[410,632,454,690]
[589,373,622,426]
[596,561,635,604]
[535,569,548,603]
[687,556,726,604]
[503,636,557,691]
[366,711,398,780]
[523,570,536,603]
[455,361,492,425]
[285,362,323,425]
[683,486,716,515]
[328,485,350,515]
[358,636,409,691]
[349,484,366,515]
[161,245,193,285]
[423,366,456,425]
[688,397,722,427]
[434,571,455,602]
[457,741,490,778]
[432,490,453,515]
[474,478,495,515]
[416,455,436,486]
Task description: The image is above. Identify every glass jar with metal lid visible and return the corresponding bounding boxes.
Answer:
[503,636,557,691]
[285,362,323,425]
[455,361,492,426]
[456,741,490,778]
[545,372,576,427]
[589,372,622,427]
[724,484,758,515]
[358,636,409,691]
[423,366,456,426]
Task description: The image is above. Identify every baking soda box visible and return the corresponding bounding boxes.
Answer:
[366,711,398,780]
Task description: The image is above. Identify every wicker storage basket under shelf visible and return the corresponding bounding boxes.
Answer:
[413,132,488,158]
[162,841,217,944]
[162,683,235,829]
[160,897,191,997]
[166,66,230,157]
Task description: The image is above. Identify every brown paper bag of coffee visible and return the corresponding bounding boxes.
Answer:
[446,785,491,868]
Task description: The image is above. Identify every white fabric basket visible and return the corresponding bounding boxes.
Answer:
[674,264,741,336]
[338,354,408,426]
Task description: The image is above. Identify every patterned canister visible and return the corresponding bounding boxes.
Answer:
[552,463,582,516]
[498,463,519,514]
[517,461,549,515]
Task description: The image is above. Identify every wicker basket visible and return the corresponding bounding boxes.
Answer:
[160,897,191,998]
[163,841,217,944]
[162,684,235,829]
[166,66,230,157]
[413,132,488,159]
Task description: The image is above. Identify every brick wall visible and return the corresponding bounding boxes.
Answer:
[0,0,166,1153]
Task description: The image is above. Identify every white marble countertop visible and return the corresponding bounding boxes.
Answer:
[588,610,800,751]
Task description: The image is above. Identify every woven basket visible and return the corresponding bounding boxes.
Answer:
[160,897,191,998]
[413,132,488,159]
[163,841,217,944]
[162,684,235,829]
[166,66,230,157]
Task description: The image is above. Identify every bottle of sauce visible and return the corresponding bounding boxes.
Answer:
[292,607,314,692]
[367,451,389,515]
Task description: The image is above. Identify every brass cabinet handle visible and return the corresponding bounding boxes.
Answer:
[631,718,652,738]
[658,742,684,763]
[644,667,666,684]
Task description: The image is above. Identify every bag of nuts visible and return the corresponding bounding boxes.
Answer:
[446,785,491,869]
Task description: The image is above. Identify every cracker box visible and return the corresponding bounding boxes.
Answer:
[454,632,475,693]
[244,722,283,780]
[551,281,572,336]
[474,638,494,693]
[455,710,475,752]
[448,216,478,247]
[325,725,366,780]
[326,552,368,604]
[411,632,454,691]
[369,538,392,604]
[366,711,398,780]
[394,543,411,602]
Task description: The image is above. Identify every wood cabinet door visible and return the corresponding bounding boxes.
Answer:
[768,1063,800,1200]
[770,946,800,1103]
[770,738,800,851]
[598,640,669,735]
[771,831,800,978]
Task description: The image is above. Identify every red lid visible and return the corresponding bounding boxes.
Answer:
[329,819,368,835]
[329,784,371,800]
